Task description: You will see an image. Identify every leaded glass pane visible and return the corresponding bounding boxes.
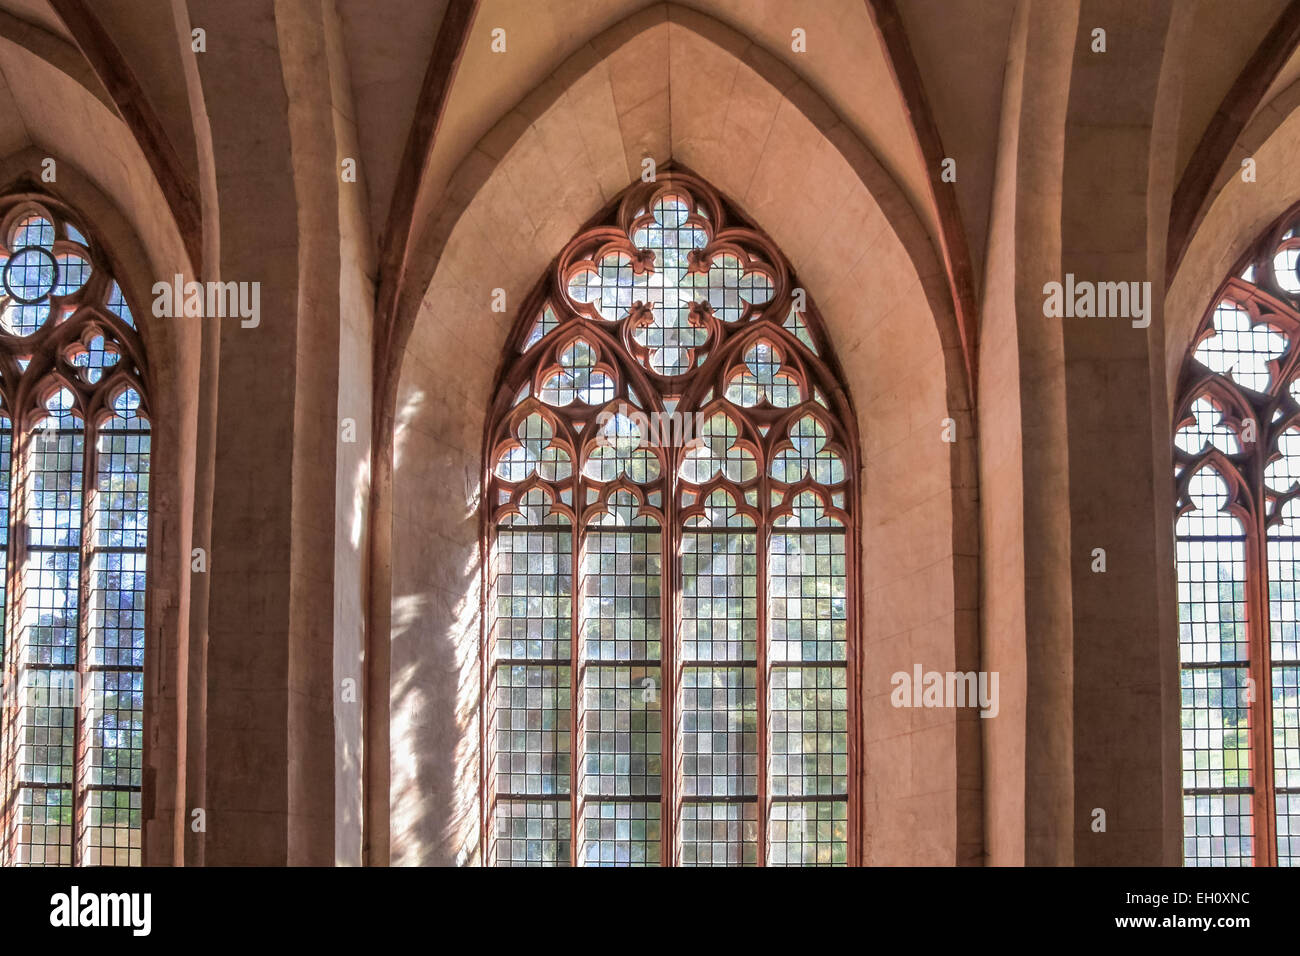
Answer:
[484,176,854,865]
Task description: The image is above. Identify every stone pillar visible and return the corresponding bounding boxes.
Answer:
[186,0,347,865]
[1060,0,1180,866]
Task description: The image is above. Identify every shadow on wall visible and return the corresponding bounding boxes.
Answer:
[389,384,483,865]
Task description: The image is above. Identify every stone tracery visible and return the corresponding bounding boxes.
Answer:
[0,194,150,866]
[483,174,858,866]
[1175,203,1300,866]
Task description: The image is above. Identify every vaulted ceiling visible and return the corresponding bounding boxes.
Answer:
[0,0,1295,329]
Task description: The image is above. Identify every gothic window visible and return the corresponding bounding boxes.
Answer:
[483,175,859,866]
[0,196,150,866]
[1175,202,1300,866]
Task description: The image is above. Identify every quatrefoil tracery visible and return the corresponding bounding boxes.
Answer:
[493,175,856,563]
[0,209,93,337]
[1177,206,1300,540]
[484,177,859,862]
[63,328,122,385]
[1192,295,1288,394]
[562,190,778,378]
[0,199,148,423]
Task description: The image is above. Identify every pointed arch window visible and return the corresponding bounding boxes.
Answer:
[482,175,859,866]
[0,196,151,866]
[1175,203,1300,867]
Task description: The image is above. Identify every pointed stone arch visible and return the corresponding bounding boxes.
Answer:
[378,4,980,866]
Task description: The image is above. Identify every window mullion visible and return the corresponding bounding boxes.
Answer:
[485,175,855,867]
[570,475,580,867]
[0,416,15,867]
[849,480,862,866]
[8,416,41,867]
[756,476,768,867]
[663,471,676,866]
[1251,448,1279,866]
[74,413,95,867]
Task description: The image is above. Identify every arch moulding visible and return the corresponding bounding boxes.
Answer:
[371,2,981,866]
